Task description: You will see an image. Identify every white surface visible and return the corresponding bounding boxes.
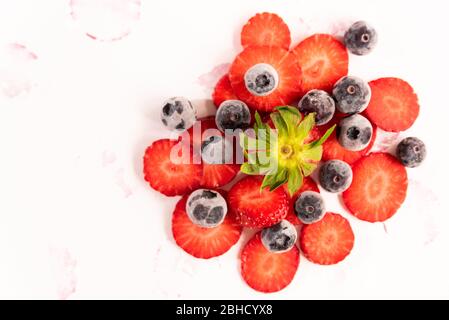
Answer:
[0,0,449,299]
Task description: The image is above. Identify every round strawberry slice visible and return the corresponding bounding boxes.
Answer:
[172,193,242,259]
[283,177,320,226]
[228,176,289,228]
[241,232,299,293]
[365,78,419,132]
[229,46,302,112]
[143,139,202,197]
[292,34,348,94]
[322,123,377,165]
[212,74,237,108]
[241,12,291,50]
[300,212,355,265]
[201,163,240,188]
[343,153,408,222]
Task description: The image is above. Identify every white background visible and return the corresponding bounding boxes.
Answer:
[1,0,449,299]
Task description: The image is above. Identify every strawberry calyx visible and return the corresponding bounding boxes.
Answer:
[240,106,335,196]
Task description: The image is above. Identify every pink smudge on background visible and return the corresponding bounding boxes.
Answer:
[197,63,230,90]
[329,20,352,38]
[70,0,141,42]
[115,168,133,198]
[50,248,77,300]
[0,43,38,98]
[371,129,401,153]
[102,150,117,167]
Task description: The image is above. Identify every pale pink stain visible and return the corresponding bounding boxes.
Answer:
[102,150,117,167]
[50,248,77,300]
[115,168,133,198]
[197,63,230,90]
[70,0,141,42]
[329,20,352,38]
[372,129,401,153]
[0,43,38,98]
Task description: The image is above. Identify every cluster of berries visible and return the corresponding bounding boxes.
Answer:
[144,13,426,293]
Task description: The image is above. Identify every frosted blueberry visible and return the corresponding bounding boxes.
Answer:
[294,191,326,224]
[319,160,353,193]
[396,137,426,168]
[186,189,227,228]
[333,76,371,114]
[337,114,373,151]
[344,21,378,56]
[215,100,251,132]
[244,63,279,96]
[261,220,297,253]
[201,135,233,164]
[298,90,336,126]
[161,97,196,132]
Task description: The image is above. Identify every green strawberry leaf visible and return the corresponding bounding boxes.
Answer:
[306,124,336,149]
[296,113,316,143]
[301,145,323,162]
[276,106,302,135]
[270,112,288,136]
[287,167,303,197]
[301,162,317,177]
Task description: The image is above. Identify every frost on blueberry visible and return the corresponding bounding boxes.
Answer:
[298,89,336,126]
[396,137,426,168]
[186,189,228,228]
[294,191,326,224]
[261,220,297,253]
[160,97,196,132]
[344,21,378,56]
[319,160,353,193]
[337,114,373,151]
[215,100,251,132]
[333,76,371,114]
[244,63,279,96]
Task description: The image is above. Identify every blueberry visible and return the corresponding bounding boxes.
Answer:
[261,220,297,253]
[186,189,227,228]
[160,97,196,132]
[396,137,426,168]
[298,90,336,126]
[294,191,326,224]
[337,114,373,151]
[344,21,378,56]
[244,63,279,96]
[333,76,371,114]
[319,160,353,193]
[201,135,233,164]
[215,100,251,132]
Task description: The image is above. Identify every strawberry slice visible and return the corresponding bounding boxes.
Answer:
[365,78,419,132]
[343,153,408,222]
[241,232,299,293]
[229,46,302,112]
[322,123,378,165]
[182,117,221,151]
[284,177,320,226]
[212,74,237,108]
[300,212,354,265]
[143,139,202,196]
[228,176,289,228]
[201,163,240,188]
[172,193,242,259]
[241,12,291,50]
[292,34,348,94]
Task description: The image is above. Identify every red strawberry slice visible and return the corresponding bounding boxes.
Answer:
[229,46,302,112]
[172,194,242,259]
[201,163,240,188]
[292,34,348,94]
[284,177,320,226]
[322,123,378,165]
[300,212,354,265]
[183,117,221,151]
[228,176,289,228]
[212,74,237,108]
[343,153,408,222]
[241,232,299,293]
[241,12,291,50]
[365,78,419,132]
[143,139,202,196]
